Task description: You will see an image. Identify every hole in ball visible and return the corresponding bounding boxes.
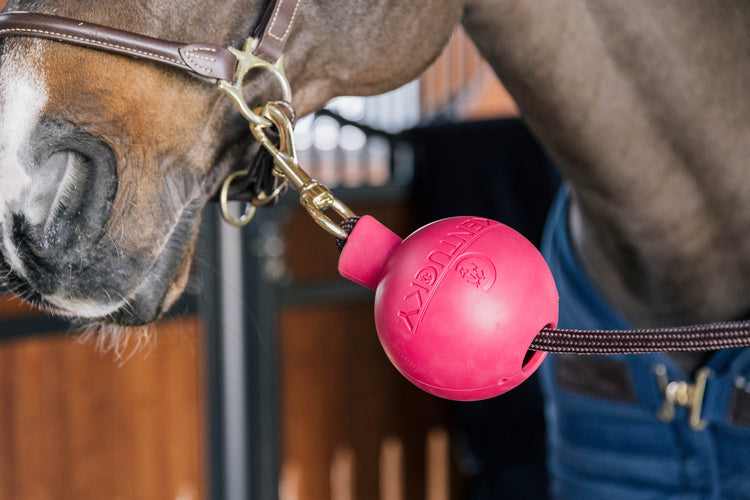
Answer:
[522,349,536,368]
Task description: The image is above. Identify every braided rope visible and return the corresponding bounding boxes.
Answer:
[531,322,750,354]
[335,216,361,252]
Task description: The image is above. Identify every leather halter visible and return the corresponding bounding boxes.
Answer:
[0,0,300,73]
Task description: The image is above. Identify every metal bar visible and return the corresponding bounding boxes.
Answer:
[199,205,281,500]
[242,211,282,500]
[219,210,252,500]
[197,206,230,500]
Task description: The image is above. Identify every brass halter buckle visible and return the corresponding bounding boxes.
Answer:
[217,38,292,127]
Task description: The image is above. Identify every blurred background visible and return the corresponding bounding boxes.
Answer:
[0,26,560,500]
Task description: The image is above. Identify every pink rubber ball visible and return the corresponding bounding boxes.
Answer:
[338,215,558,401]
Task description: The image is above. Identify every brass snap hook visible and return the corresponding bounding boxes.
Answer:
[250,103,356,240]
[219,101,357,238]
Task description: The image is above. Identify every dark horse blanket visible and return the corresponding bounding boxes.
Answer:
[540,186,750,499]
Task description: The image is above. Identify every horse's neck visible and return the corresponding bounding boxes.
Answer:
[463,0,750,326]
[282,0,464,116]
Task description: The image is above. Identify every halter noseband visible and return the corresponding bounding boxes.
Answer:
[0,0,298,67]
[0,12,238,80]
[0,0,300,126]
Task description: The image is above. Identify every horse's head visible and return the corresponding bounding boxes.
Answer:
[0,0,462,326]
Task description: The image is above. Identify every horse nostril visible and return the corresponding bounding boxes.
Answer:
[41,149,103,248]
[4,119,118,291]
[33,150,87,243]
[24,119,118,252]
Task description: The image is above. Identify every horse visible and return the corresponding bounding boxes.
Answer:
[1,0,749,496]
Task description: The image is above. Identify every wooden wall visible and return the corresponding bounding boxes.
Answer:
[0,312,208,500]
[0,200,461,500]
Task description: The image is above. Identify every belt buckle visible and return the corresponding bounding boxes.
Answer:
[655,365,712,431]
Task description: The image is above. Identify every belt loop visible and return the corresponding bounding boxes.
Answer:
[655,365,712,431]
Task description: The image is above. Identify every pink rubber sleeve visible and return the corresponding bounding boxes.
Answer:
[337,215,403,291]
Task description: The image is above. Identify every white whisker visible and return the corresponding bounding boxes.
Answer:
[76,322,157,365]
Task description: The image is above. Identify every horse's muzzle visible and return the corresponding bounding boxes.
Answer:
[0,119,119,307]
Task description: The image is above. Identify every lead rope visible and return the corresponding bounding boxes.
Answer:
[531,323,750,354]
[336,217,750,355]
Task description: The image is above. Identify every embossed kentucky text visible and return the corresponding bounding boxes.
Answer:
[398,218,497,332]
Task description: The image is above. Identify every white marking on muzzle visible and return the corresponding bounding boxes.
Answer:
[0,40,49,275]
[0,39,47,209]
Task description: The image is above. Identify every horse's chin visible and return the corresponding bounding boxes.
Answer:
[0,251,192,327]
[0,198,202,327]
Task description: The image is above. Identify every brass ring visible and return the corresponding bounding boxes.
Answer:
[219,170,257,227]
